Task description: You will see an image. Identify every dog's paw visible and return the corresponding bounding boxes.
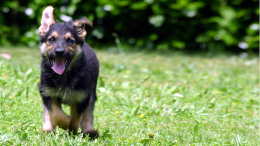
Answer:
[43,123,55,133]
[43,128,56,135]
[43,130,55,134]
[83,130,99,140]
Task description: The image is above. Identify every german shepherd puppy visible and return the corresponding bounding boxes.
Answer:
[38,6,99,139]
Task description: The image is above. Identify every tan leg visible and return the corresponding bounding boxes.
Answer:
[80,96,99,139]
[81,105,94,132]
[43,105,56,132]
[48,99,70,130]
[69,104,83,135]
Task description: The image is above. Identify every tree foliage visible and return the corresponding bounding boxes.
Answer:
[0,0,258,52]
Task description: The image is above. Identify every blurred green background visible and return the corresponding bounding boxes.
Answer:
[0,0,258,52]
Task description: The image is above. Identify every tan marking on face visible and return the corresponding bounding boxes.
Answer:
[45,31,58,52]
[67,44,76,52]
[65,32,72,40]
[67,46,74,52]
[69,104,83,135]
[46,42,54,52]
[64,32,76,52]
[49,99,70,130]
[52,31,58,39]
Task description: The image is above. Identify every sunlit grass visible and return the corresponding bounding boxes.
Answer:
[0,47,259,145]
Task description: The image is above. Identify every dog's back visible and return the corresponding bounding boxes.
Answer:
[38,6,99,139]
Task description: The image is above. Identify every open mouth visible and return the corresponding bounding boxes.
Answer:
[50,58,71,75]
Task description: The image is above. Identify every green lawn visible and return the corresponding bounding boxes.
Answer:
[0,47,259,145]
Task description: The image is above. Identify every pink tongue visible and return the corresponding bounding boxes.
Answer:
[51,58,65,75]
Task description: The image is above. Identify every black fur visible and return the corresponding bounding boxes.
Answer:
[38,8,99,139]
[39,42,99,110]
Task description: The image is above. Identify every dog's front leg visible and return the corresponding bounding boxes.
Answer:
[69,104,83,135]
[46,99,70,130]
[43,105,56,132]
[80,93,99,139]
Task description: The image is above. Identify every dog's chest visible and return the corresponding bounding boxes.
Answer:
[43,87,86,104]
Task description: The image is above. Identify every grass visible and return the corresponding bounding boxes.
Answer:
[0,46,259,145]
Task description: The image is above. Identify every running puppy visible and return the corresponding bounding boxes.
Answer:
[38,6,99,139]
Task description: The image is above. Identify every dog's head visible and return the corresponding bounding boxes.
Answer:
[39,6,92,75]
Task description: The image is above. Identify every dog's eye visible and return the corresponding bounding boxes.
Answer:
[67,38,75,44]
[48,37,55,42]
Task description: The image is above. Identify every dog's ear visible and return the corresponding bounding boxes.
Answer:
[73,17,93,38]
[39,6,55,35]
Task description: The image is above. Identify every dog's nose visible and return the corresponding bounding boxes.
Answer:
[55,48,65,56]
